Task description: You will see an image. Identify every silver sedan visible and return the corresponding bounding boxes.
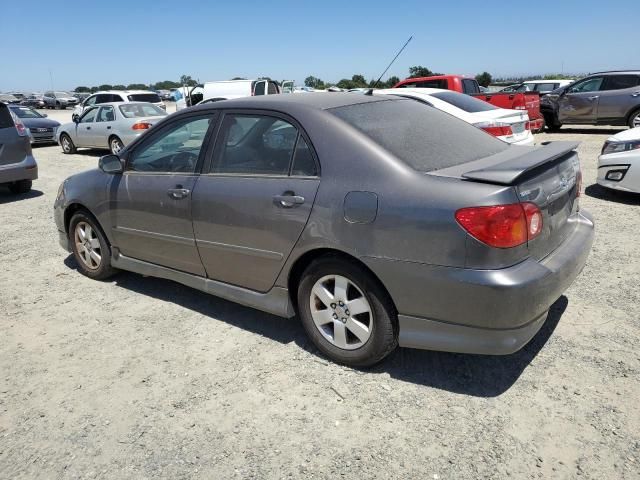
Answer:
[56,102,167,155]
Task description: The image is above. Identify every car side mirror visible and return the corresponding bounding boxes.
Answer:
[42,113,48,118]
[72,114,79,123]
[99,154,124,174]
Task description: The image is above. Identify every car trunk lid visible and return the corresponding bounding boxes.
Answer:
[431,141,582,260]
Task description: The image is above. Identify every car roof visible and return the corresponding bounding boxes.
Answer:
[190,92,393,112]
[589,70,640,75]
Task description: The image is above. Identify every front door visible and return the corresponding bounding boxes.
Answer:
[558,76,604,123]
[108,113,217,275]
[191,112,320,292]
[596,74,640,122]
[74,106,99,147]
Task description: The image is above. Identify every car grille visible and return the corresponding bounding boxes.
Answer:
[31,127,56,142]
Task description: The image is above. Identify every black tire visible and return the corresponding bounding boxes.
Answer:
[60,133,76,154]
[55,102,61,110]
[543,112,562,132]
[68,211,117,280]
[628,108,640,129]
[109,136,124,155]
[8,179,32,194]
[297,256,398,367]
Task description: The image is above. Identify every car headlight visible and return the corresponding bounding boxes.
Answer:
[601,140,640,155]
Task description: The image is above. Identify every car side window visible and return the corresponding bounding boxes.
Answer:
[462,79,480,94]
[602,75,640,91]
[254,82,266,96]
[212,114,298,176]
[267,82,278,94]
[96,106,115,122]
[127,115,213,174]
[568,77,604,93]
[290,137,317,176]
[80,107,98,123]
[84,95,97,106]
[112,94,125,102]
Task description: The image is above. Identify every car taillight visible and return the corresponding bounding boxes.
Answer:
[12,115,27,136]
[455,202,543,248]
[132,122,152,130]
[473,121,513,137]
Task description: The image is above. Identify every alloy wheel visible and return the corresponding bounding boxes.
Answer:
[61,136,71,152]
[633,113,640,128]
[309,274,373,350]
[74,221,102,270]
[110,138,123,154]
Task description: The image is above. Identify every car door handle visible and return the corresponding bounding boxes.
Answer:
[273,194,305,208]
[107,126,111,129]
[86,126,91,130]
[632,91,640,97]
[167,188,190,199]
[588,96,599,101]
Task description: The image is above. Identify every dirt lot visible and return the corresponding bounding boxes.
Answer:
[1,108,639,480]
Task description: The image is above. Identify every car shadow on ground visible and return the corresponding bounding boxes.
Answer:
[63,255,567,397]
[0,187,43,204]
[585,183,640,205]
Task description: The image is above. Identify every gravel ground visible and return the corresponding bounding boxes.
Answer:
[1,109,639,480]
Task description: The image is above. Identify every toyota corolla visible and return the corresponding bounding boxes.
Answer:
[54,93,594,366]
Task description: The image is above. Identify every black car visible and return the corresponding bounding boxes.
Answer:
[8,105,60,144]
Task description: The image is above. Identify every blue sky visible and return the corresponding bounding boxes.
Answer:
[2,0,638,91]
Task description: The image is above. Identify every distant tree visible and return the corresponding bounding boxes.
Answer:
[543,73,575,80]
[112,84,127,90]
[304,76,325,89]
[74,86,90,92]
[98,84,113,91]
[336,78,354,89]
[351,74,367,88]
[152,80,181,89]
[408,66,433,78]
[179,75,198,87]
[475,71,493,87]
[127,83,148,90]
[90,86,99,93]
[386,76,400,88]
[231,77,247,80]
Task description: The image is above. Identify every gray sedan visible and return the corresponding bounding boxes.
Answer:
[53,94,594,366]
[56,102,167,155]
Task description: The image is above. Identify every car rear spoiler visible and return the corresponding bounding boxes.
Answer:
[427,141,579,186]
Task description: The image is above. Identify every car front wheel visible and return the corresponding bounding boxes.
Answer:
[109,136,124,155]
[60,133,76,154]
[69,211,116,280]
[297,257,398,367]
[629,108,640,129]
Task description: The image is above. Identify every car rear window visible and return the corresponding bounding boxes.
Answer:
[0,104,15,129]
[329,99,508,172]
[430,91,497,112]
[127,93,161,103]
[119,103,167,118]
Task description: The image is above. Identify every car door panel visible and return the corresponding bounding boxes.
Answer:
[75,107,99,146]
[558,77,603,123]
[192,176,319,291]
[107,113,217,275]
[108,173,205,275]
[596,75,640,122]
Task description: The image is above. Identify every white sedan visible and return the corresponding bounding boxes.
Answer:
[597,127,640,193]
[373,88,535,146]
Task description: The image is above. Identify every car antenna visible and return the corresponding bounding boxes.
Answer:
[372,35,413,89]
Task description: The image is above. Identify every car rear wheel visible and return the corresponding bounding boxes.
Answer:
[55,102,62,110]
[628,108,640,129]
[109,136,124,155]
[297,257,398,367]
[60,133,76,154]
[69,212,116,280]
[8,180,32,194]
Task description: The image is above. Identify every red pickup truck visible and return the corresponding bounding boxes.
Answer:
[393,75,544,132]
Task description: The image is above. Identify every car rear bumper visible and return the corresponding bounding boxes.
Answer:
[0,155,38,184]
[365,210,594,354]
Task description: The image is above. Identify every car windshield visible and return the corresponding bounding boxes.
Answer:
[430,91,498,112]
[127,93,161,103]
[329,99,508,172]
[10,106,44,119]
[0,94,18,101]
[119,103,167,118]
[55,91,71,97]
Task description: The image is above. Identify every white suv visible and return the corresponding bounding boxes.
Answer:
[72,90,164,118]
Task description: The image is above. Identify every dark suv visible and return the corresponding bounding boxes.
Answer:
[541,71,640,130]
[0,103,38,194]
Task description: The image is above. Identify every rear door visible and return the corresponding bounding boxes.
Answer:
[92,105,116,148]
[596,74,640,122]
[0,104,26,167]
[191,111,320,292]
[558,76,604,123]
